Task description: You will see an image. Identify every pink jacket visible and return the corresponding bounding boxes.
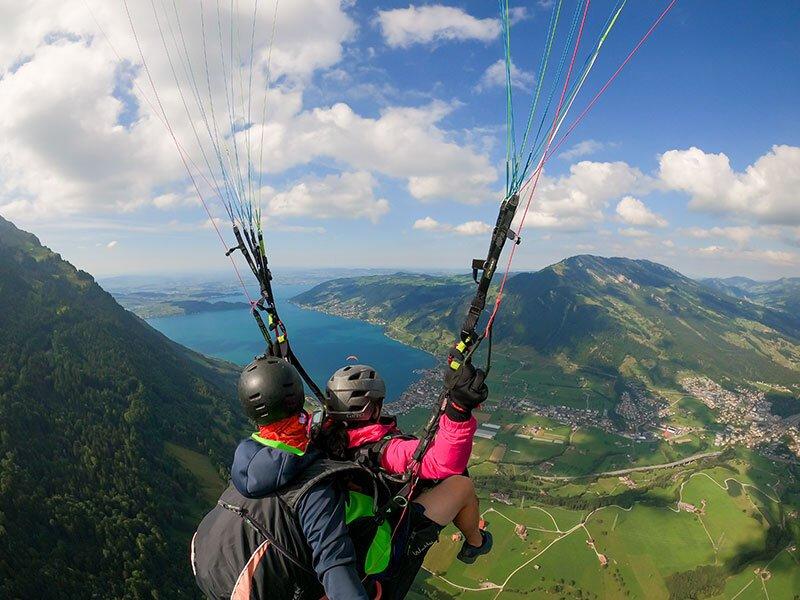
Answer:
[345,415,477,480]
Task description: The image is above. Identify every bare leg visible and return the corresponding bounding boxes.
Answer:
[454,491,482,547]
[413,475,482,546]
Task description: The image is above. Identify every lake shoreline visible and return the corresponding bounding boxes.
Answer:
[290,300,440,358]
[145,285,436,405]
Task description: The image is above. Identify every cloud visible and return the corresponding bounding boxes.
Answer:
[258,101,498,204]
[202,216,226,231]
[681,226,757,246]
[106,240,118,249]
[0,0,357,221]
[377,5,500,48]
[476,59,535,92]
[413,216,491,236]
[618,227,651,238]
[453,220,492,236]
[412,216,442,231]
[268,171,389,223]
[517,160,651,231]
[697,245,724,256]
[558,139,614,161]
[509,7,531,24]
[0,0,499,231]
[659,145,800,224]
[695,245,798,266]
[0,40,180,217]
[615,196,667,228]
[152,191,199,210]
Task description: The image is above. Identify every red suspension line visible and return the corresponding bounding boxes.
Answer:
[484,0,592,334]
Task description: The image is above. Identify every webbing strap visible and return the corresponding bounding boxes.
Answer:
[229,223,326,402]
[460,193,519,346]
[218,501,315,576]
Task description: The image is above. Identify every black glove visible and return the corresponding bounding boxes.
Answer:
[444,361,488,422]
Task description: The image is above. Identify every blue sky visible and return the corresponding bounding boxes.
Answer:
[0,1,798,279]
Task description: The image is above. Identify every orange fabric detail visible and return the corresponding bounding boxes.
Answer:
[257,412,309,453]
[231,540,271,600]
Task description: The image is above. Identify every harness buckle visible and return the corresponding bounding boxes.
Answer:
[393,495,409,508]
[471,258,485,283]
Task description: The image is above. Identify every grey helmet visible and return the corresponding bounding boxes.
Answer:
[238,356,305,425]
[325,364,386,422]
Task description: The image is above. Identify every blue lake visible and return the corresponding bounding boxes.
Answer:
[147,284,436,402]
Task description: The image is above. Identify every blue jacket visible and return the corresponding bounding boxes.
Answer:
[231,438,369,600]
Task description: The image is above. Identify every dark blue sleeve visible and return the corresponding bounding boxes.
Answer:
[296,483,369,600]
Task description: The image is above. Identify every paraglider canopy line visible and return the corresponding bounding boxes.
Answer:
[486,0,679,336]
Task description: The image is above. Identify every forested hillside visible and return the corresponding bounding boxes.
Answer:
[294,256,800,385]
[0,217,243,599]
[703,276,800,316]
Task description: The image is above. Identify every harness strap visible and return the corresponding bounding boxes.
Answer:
[217,501,316,576]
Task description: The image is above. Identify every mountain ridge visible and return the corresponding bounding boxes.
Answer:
[702,275,800,315]
[293,255,800,386]
[0,216,242,598]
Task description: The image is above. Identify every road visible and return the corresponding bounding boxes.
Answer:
[526,450,723,481]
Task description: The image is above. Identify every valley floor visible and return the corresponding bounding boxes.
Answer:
[409,459,799,600]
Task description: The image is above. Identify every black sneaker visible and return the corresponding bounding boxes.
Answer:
[457,530,493,564]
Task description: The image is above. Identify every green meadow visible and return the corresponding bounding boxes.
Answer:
[410,457,797,600]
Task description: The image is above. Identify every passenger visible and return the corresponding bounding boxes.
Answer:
[319,363,494,598]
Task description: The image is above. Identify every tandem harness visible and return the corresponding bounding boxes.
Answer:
[217,458,393,581]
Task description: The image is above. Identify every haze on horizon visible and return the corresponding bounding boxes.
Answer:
[0,1,798,280]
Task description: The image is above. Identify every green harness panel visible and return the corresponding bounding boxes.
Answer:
[346,491,392,575]
[248,435,391,575]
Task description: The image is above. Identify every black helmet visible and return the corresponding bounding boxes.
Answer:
[238,356,305,425]
[325,364,386,423]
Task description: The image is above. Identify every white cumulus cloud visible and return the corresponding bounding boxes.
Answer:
[257,101,498,204]
[615,196,667,228]
[453,220,491,236]
[412,216,442,231]
[558,139,614,161]
[377,5,499,48]
[695,245,798,266]
[0,0,500,232]
[517,161,651,231]
[268,171,389,223]
[681,226,757,246]
[413,216,491,236]
[0,0,358,222]
[659,145,800,224]
[476,59,535,92]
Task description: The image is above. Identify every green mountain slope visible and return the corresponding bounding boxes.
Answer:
[0,217,243,599]
[294,256,800,386]
[293,272,477,351]
[703,276,800,315]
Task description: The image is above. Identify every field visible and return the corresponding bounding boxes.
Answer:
[394,352,799,599]
[165,441,226,505]
[381,316,800,598]
[408,456,799,600]
[488,351,616,413]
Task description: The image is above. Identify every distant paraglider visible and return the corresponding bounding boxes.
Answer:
[346,355,358,362]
